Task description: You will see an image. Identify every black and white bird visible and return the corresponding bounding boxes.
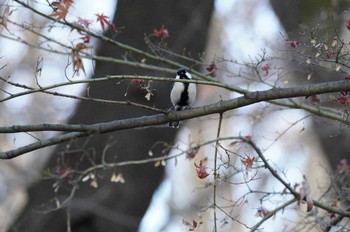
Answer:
[168,68,197,128]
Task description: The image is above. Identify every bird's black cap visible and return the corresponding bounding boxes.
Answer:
[176,68,186,75]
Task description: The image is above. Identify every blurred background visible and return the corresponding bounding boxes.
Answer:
[0,0,350,231]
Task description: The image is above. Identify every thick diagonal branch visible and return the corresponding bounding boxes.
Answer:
[1,80,350,159]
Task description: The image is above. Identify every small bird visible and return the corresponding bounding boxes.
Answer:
[168,68,197,128]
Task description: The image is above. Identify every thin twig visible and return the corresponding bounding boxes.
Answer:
[0,76,166,113]
[250,198,298,231]
[66,205,71,232]
[241,136,350,220]
[213,113,223,232]
[0,75,243,103]
[241,136,298,196]
[12,0,212,81]
[325,205,350,231]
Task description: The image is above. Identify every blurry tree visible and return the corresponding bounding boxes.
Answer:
[0,0,349,232]
[270,0,350,168]
[9,0,214,232]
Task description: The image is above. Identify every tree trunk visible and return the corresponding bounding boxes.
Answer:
[11,1,214,231]
[269,0,350,169]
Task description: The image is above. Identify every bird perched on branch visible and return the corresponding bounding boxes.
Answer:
[168,68,197,128]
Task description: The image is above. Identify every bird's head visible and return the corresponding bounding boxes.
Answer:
[176,68,192,80]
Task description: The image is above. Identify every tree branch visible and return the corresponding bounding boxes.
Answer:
[1,80,350,159]
[250,198,298,232]
[242,136,350,224]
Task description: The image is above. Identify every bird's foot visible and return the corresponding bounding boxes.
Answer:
[168,121,180,128]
